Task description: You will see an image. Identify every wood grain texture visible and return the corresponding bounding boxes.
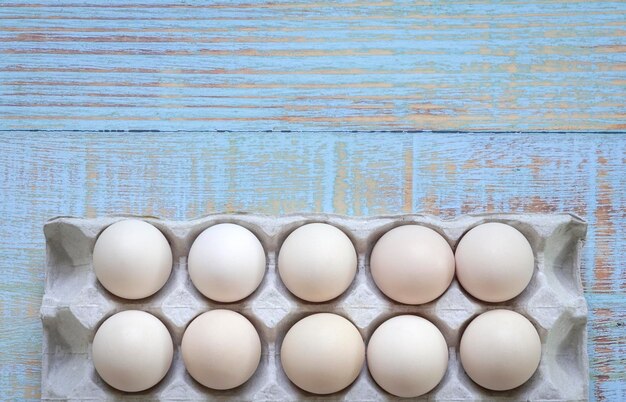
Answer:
[1,0,625,131]
[0,132,624,400]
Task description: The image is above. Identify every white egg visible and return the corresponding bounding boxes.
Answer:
[460,309,541,391]
[367,315,448,397]
[455,222,534,302]
[181,310,261,390]
[370,225,455,305]
[92,310,173,392]
[188,223,266,302]
[280,313,365,395]
[278,223,357,302]
[93,219,172,299]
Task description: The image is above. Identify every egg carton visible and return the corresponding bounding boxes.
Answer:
[41,213,588,401]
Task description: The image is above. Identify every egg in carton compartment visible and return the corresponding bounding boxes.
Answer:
[41,213,588,401]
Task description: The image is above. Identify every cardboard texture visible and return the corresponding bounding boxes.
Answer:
[41,213,588,401]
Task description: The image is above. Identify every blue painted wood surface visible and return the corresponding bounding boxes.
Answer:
[0,132,624,400]
[1,0,625,131]
[1,0,625,400]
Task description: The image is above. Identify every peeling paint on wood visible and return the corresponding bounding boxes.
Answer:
[1,0,625,400]
[0,0,625,131]
[0,132,624,400]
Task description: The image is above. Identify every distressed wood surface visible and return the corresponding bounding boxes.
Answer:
[1,1,625,400]
[1,0,625,131]
[0,132,624,400]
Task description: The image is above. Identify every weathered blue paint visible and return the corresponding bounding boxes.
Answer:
[0,132,624,400]
[0,1,625,131]
[1,1,625,399]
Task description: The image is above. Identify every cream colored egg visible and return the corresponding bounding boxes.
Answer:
[370,225,455,305]
[188,223,266,302]
[278,223,357,302]
[281,313,365,394]
[367,315,448,397]
[455,222,534,302]
[93,219,172,299]
[460,309,541,391]
[92,310,173,392]
[181,310,261,390]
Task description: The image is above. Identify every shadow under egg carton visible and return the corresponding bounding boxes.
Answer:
[41,213,588,401]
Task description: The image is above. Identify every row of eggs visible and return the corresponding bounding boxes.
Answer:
[93,309,541,397]
[93,219,535,304]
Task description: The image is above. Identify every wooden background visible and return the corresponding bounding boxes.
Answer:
[1,0,625,131]
[0,1,625,401]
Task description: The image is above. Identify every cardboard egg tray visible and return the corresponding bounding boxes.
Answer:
[41,213,589,401]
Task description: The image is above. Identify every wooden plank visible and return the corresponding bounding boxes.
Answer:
[0,1,625,131]
[0,132,624,400]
